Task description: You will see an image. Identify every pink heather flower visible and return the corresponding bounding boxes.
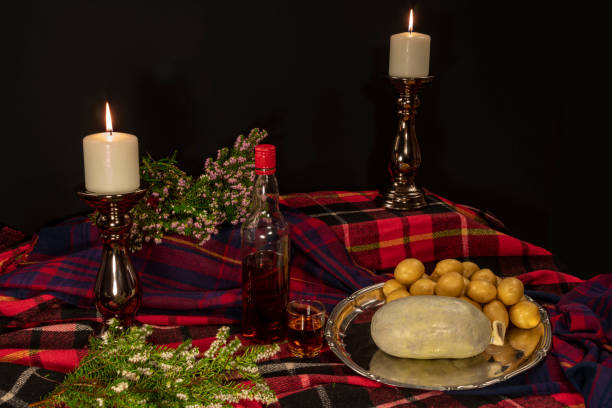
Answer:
[163,187,169,195]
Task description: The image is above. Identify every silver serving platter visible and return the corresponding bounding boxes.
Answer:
[325,282,552,390]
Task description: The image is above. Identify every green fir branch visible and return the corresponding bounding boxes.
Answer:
[34,319,279,408]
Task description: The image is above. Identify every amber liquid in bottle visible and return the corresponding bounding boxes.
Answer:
[242,249,288,343]
[241,144,289,343]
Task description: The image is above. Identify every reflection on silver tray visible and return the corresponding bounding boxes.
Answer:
[324,282,552,390]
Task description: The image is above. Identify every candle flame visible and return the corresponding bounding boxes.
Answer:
[408,9,414,34]
[105,102,113,133]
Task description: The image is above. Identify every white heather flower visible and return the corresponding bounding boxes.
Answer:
[111,381,129,393]
[159,363,173,372]
[96,398,103,407]
[160,351,173,360]
[176,393,188,401]
[136,367,152,376]
[128,352,147,363]
[241,365,258,374]
[255,344,280,362]
[175,378,183,383]
[121,370,140,381]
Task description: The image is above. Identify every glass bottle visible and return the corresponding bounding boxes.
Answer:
[240,144,290,343]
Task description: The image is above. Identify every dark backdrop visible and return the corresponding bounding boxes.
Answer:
[2,1,586,276]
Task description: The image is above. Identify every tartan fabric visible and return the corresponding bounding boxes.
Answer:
[2,271,608,407]
[279,190,559,276]
[0,226,35,276]
[0,207,384,319]
[0,191,607,407]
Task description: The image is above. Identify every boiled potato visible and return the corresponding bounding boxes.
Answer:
[409,278,437,296]
[507,324,544,357]
[394,258,425,286]
[461,261,480,278]
[434,271,464,297]
[471,269,498,286]
[386,288,410,302]
[466,280,497,303]
[509,300,541,329]
[497,277,525,306]
[433,259,463,277]
[383,279,406,297]
[459,296,482,311]
[483,300,509,328]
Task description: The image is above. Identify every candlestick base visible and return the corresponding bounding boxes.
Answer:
[382,183,427,210]
[77,188,147,328]
[382,76,433,211]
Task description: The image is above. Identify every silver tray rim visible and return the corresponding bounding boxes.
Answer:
[324,282,552,391]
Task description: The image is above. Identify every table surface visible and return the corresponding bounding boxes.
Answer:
[1,190,609,408]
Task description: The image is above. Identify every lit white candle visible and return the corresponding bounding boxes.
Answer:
[83,103,140,194]
[389,10,431,78]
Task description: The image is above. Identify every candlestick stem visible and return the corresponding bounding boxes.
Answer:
[77,188,147,328]
[382,76,433,211]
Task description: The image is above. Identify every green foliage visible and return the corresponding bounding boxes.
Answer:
[127,128,267,251]
[35,319,279,408]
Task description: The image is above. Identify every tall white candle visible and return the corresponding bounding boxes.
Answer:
[83,103,140,194]
[389,10,430,78]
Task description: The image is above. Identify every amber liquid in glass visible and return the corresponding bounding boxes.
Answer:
[242,250,288,343]
[287,313,324,357]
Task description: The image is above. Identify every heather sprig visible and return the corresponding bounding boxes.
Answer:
[128,128,267,251]
[35,318,279,408]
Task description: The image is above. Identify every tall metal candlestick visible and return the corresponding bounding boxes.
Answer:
[381,76,433,211]
[77,188,147,328]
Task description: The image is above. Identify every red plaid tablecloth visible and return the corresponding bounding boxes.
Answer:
[1,191,609,408]
[280,190,558,275]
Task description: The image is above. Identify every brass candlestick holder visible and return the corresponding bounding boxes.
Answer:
[382,76,433,211]
[77,188,147,328]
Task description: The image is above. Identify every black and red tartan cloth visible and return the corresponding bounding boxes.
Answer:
[1,191,610,408]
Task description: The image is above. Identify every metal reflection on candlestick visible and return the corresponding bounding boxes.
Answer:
[77,188,147,327]
[382,76,433,211]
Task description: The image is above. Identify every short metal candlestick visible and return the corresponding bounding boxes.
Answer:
[77,188,147,327]
[382,76,433,211]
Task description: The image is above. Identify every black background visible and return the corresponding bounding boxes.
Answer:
[2,1,590,277]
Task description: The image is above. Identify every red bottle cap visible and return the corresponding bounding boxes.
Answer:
[255,144,276,175]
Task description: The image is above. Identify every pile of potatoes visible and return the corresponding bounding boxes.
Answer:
[382,258,543,357]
